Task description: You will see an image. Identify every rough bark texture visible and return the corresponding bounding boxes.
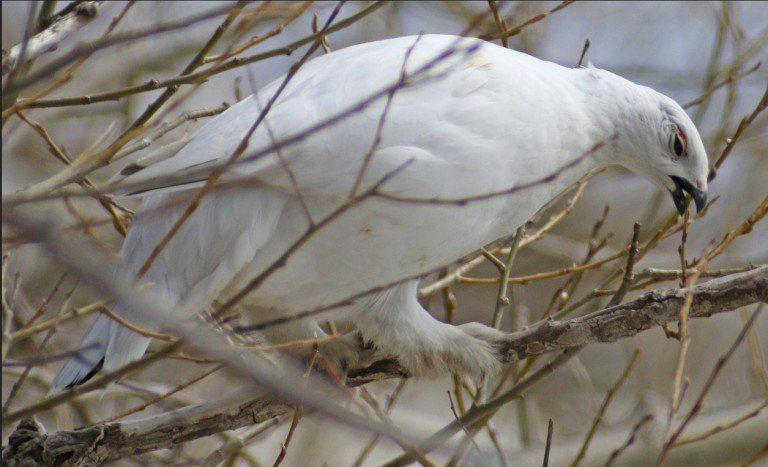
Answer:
[3,266,765,466]
[2,1,102,76]
[494,265,767,363]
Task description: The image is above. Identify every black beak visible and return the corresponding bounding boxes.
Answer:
[670,176,707,215]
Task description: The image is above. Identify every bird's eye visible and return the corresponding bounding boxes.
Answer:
[671,127,686,157]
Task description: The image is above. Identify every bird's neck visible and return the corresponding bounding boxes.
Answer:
[575,67,653,171]
[492,69,648,234]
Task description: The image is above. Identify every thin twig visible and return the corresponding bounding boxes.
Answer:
[674,400,768,447]
[203,2,314,64]
[419,180,589,297]
[741,440,768,466]
[633,265,761,282]
[199,417,283,467]
[668,254,709,437]
[543,418,554,467]
[708,81,768,182]
[272,344,317,466]
[100,363,225,423]
[570,349,641,467]
[491,226,525,329]
[605,414,654,466]
[448,390,478,450]
[480,0,576,41]
[14,2,390,111]
[3,3,240,100]
[577,39,590,67]
[2,343,100,368]
[683,62,761,109]
[606,224,641,307]
[1,255,13,361]
[657,304,765,465]
[352,380,409,467]
[383,349,580,466]
[487,0,509,48]
[742,308,768,395]
[704,194,768,262]
[97,305,177,342]
[16,110,130,236]
[113,104,229,163]
[122,2,247,137]
[3,343,180,425]
[9,302,104,343]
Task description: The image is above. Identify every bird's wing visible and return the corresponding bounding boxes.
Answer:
[53,176,289,392]
[108,95,273,197]
[109,35,521,199]
[105,185,289,371]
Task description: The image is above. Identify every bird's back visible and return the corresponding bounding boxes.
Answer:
[121,35,592,196]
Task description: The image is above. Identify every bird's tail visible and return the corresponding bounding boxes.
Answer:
[50,311,151,393]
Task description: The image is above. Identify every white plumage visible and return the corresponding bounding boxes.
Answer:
[52,34,709,390]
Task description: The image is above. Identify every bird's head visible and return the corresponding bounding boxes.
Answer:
[613,89,709,215]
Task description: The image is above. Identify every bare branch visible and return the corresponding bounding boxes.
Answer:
[657,304,765,464]
[570,349,640,466]
[708,81,768,182]
[3,3,239,100]
[604,414,654,466]
[2,1,101,76]
[605,223,640,307]
[350,265,768,384]
[479,0,576,41]
[496,266,765,364]
[543,418,554,467]
[2,266,764,465]
[12,2,390,111]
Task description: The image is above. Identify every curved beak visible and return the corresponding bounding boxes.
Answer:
[670,176,707,215]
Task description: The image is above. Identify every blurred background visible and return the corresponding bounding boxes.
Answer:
[2,1,767,465]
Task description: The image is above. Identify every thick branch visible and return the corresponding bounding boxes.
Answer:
[3,266,765,466]
[2,1,101,76]
[2,394,290,467]
[352,265,766,383]
[495,265,766,364]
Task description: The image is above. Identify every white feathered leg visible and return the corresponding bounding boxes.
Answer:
[353,280,503,377]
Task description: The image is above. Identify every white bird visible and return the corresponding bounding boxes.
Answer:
[52,34,709,391]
